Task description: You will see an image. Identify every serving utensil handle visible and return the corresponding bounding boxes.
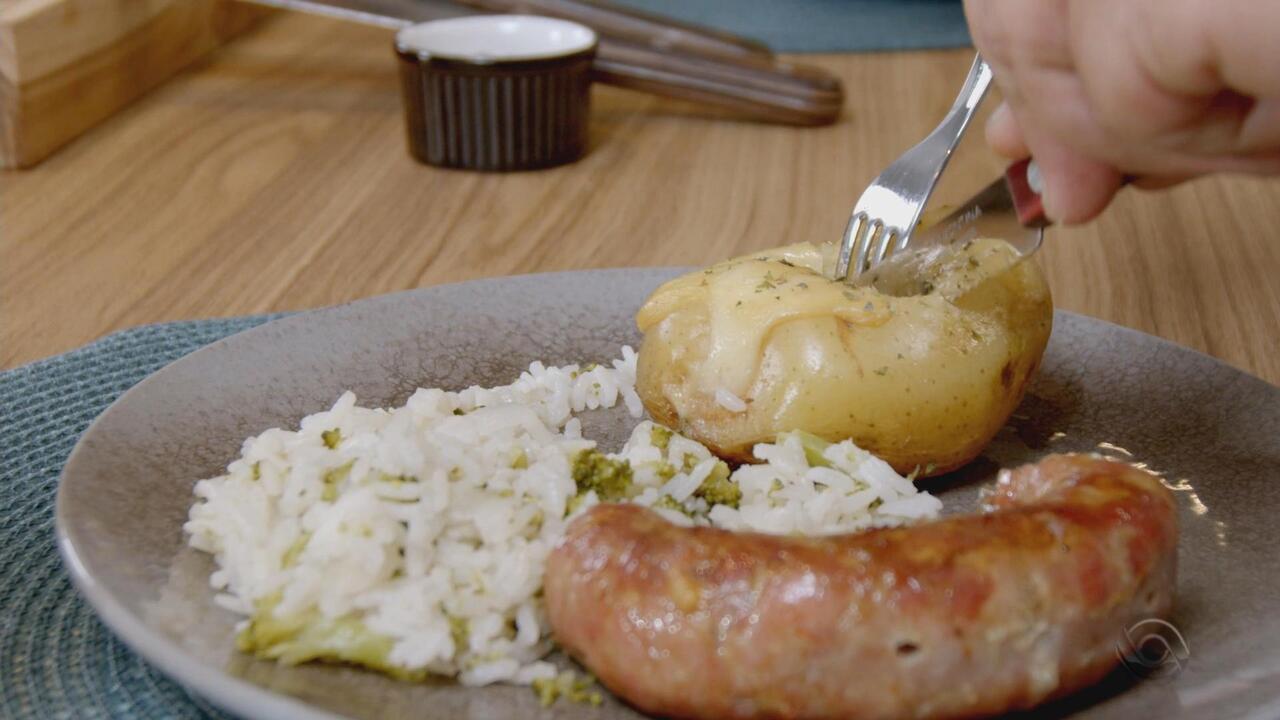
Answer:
[592,38,844,126]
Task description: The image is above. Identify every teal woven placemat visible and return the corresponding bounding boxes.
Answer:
[1,317,279,720]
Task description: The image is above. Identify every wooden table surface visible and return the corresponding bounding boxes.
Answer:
[3,12,1278,384]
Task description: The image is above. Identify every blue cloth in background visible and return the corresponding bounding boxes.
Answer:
[0,2,972,718]
[609,0,971,52]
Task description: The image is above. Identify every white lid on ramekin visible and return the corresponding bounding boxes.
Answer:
[396,15,598,64]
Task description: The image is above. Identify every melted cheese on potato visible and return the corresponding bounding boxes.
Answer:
[638,240,1023,397]
[634,239,1053,473]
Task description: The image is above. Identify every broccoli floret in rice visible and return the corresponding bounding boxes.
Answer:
[649,423,673,452]
[237,594,424,681]
[320,463,352,502]
[652,494,691,516]
[281,533,310,567]
[571,450,635,502]
[509,448,529,469]
[693,460,741,508]
[532,671,603,707]
[448,615,470,653]
[652,461,678,482]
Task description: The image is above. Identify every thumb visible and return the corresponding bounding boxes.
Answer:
[1028,139,1125,225]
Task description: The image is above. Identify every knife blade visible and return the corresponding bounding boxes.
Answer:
[911,158,1048,259]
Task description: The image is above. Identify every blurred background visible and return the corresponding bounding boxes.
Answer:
[2,0,1276,385]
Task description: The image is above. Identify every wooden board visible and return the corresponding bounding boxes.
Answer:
[0,0,269,168]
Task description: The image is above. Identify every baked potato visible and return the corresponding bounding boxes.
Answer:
[635,239,1052,476]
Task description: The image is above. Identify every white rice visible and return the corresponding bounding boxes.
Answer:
[616,424,943,536]
[714,388,748,413]
[184,346,941,686]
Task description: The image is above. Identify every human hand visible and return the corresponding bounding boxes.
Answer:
[963,0,1280,224]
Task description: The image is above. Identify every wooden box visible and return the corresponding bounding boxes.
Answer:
[0,0,269,168]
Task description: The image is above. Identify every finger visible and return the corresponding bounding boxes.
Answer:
[985,102,1030,159]
[1237,97,1280,154]
[1023,136,1125,225]
[996,57,1206,178]
[1067,0,1205,142]
[963,0,1073,73]
[1070,0,1280,164]
[1136,0,1280,103]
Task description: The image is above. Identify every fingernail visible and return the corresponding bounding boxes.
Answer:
[1026,160,1044,194]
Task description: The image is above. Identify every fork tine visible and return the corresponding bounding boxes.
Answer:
[851,218,879,277]
[837,54,994,283]
[891,229,910,255]
[870,225,897,266]
[837,212,867,279]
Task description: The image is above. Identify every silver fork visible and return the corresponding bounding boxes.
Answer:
[834,54,994,281]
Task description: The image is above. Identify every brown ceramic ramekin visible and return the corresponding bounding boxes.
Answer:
[395,16,598,171]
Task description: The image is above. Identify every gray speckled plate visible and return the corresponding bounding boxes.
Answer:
[57,269,1280,720]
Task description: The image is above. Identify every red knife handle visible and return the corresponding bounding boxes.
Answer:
[1006,158,1050,228]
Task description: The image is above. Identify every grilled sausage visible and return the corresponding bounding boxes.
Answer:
[544,454,1177,719]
